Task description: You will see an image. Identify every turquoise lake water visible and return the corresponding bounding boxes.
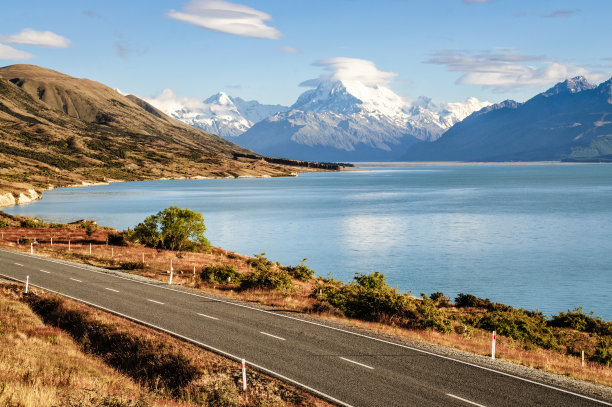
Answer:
[6,164,612,320]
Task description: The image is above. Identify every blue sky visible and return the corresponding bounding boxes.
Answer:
[1,0,611,106]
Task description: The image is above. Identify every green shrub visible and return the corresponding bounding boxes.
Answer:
[591,336,612,366]
[475,308,557,349]
[417,293,452,333]
[549,307,603,333]
[241,267,294,293]
[429,292,452,307]
[283,258,315,281]
[20,218,44,228]
[0,220,8,228]
[201,264,241,285]
[107,232,129,246]
[313,272,411,323]
[132,206,208,251]
[454,293,491,309]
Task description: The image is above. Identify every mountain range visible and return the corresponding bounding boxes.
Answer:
[0,64,311,205]
[146,90,287,138]
[149,81,490,161]
[401,76,612,162]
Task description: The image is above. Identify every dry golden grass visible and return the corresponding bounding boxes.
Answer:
[0,285,155,406]
[1,224,610,388]
[0,284,332,407]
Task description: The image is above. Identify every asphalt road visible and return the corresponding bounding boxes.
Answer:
[1,248,610,407]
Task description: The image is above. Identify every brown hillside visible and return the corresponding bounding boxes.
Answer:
[0,64,313,203]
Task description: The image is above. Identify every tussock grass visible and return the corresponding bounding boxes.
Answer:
[0,284,331,407]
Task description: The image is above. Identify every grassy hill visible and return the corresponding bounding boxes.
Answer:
[0,64,307,204]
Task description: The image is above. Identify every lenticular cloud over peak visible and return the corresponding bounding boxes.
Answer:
[300,57,397,88]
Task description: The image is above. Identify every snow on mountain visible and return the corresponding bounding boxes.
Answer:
[236,75,491,161]
[145,89,287,138]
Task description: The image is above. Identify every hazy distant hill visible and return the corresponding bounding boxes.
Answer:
[0,64,303,203]
[401,76,612,162]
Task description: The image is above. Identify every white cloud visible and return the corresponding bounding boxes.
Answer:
[300,57,397,88]
[426,49,606,92]
[145,88,208,113]
[2,28,71,48]
[167,0,281,40]
[0,43,33,60]
[279,46,300,54]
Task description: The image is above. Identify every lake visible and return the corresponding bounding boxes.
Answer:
[5,164,612,320]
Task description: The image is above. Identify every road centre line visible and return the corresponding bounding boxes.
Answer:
[339,357,374,370]
[2,249,610,406]
[105,287,120,293]
[260,331,286,341]
[14,262,23,266]
[39,269,50,274]
[0,274,354,407]
[69,278,82,283]
[446,393,487,407]
[147,299,164,305]
[197,313,219,320]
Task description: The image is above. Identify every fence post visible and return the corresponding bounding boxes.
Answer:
[89,243,92,254]
[30,243,33,255]
[491,331,496,360]
[68,240,71,251]
[169,271,173,285]
[242,359,247,391]
[142,253,145,264]
[50,237,53,247]
[581,350,585,367]
[25,275,29,294]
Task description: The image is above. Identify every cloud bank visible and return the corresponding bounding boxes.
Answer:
[427,49,603,92]
[0,43,33,60]
[2,28,71,48]
[167,0,281,39]
[300,57,397,88]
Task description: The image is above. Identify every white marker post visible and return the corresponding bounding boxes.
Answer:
[68,240,71,251]
[89,243,92,254]
[142,253,145,264]
[193,265,196,277]
[581,350,585,367]
[169,271,173,285]
[25,275,29,294]
[241,359,247,391]
[111,247,114,258]
[491,331,496,360]
[30,242,34,255]
[50,237,53,247]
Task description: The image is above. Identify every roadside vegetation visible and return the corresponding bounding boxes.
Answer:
[0,209,610,388]
[0,283,331,407]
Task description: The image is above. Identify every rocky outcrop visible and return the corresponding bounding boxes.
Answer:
[0,189,41,208]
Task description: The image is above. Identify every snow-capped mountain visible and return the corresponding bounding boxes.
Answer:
[401,76,612,162]
[146,90,287,138]
[235,80,490,161]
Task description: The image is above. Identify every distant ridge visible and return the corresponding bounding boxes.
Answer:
[401,76,612,162]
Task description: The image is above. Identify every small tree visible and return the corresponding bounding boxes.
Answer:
[133,206,208,251]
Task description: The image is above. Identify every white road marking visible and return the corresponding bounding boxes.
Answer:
[147,299,164,305]
[105,288,120,293]
[69,278,82,283]
[260,331,286,341]
[14,262,23,266]
[1,249,610,406]
[39,269,50,274]
[447,393,487,407]
[197,313,219,320]
[339,357,374,370]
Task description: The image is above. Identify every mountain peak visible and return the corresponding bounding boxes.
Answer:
[204,92,234,106]
[542,76,596,97]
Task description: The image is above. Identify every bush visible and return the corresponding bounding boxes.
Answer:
[241,267,293,293]
[107,232,129,246]
[20,218,44,228]
[283,258,315,281]
[417,293,452,333]
[591,336,612,366]
[198,379,238,407]
[0,220,8,228]
[201,264,241,285]
[475,308,557,349]
[132,206,209,251]
[549,307,602,333]
[430,292,452,307]
[454,293,491,309]
[313,272,411,322]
